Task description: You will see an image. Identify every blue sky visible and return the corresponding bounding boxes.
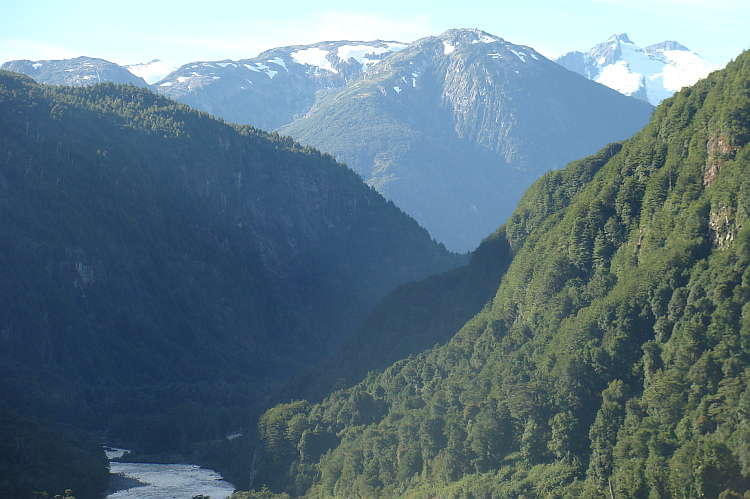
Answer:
[2,0,748,68]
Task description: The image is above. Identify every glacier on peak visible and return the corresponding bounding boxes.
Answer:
[125,59,176,85]
[290,47,338,73]
[338,43,406,70]
[555,33,717,105]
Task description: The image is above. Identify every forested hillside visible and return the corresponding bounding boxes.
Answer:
[0,70,463,497]
[281,227,515,404]
[251,50,750,498]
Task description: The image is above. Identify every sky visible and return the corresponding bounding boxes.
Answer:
[2,0,748,70]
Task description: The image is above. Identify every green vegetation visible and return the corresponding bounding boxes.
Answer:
[0,410,108,499]
[282,227,515,403]
[251,50,750,498]
[0,70,463,494]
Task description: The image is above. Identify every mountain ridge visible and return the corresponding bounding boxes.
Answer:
[249,48,750,499]
[555,32,717,105]
[152,39,408,131]
[281,28,654,251]
[1,55,150,87]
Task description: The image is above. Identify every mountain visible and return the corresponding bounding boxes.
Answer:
[555,33,717,105]
[250,48,750,498]
[280,225,515,404]
[281,28,654,252]
[154,40,407,131]
[0,31,654,253]
[0,69,463,495]
[0,56,150,87]
[125,59,176,85]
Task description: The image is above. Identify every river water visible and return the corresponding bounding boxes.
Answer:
[105,448,235,499]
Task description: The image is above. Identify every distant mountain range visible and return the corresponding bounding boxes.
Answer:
[280,29,653,251]
[1,56,150,87]
[3,30,701,251]
[154,40,407,131]
[555,33,717,105]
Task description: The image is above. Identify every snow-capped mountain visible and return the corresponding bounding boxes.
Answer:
[0,31,657,251]
[555,33,717,105]
[282,29,653,251]
[153,40,407,131]
[0,56,149,88]
[125,59,176,85]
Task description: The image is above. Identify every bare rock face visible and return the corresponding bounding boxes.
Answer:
[154,41,408,131]
[281,29,654,252]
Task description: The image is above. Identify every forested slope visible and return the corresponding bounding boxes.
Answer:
[0,70,463,496]
[282,228,515,404]
[252,50,750,498]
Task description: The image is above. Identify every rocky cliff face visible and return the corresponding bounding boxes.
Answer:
[281,29,654,252]
[154,41,407,130]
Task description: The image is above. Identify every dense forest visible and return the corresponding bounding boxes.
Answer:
[249,50,750,498]
[3,42,749,499]
[0,70,463,498]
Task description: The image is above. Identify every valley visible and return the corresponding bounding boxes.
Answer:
[1,24,748,499]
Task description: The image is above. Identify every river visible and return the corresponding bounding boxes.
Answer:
[105,448,235,499]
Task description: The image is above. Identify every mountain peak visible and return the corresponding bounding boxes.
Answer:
[555,33,717,105]
[607,32,633,44]
[125,59,176,85]
[409,28,508,54]
[644,40,692,55]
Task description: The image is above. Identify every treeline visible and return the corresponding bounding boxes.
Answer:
[250,51,750,498]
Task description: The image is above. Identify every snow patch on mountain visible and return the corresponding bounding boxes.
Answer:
[596,61,642,96]
[555,33,717,105]
[291,47,338,73]
[338,43,406,70]
[659,49,714,92]
[125,59,176,84]
[244,62,279,79]
[510,49,527,63]
[269,57,288,70]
